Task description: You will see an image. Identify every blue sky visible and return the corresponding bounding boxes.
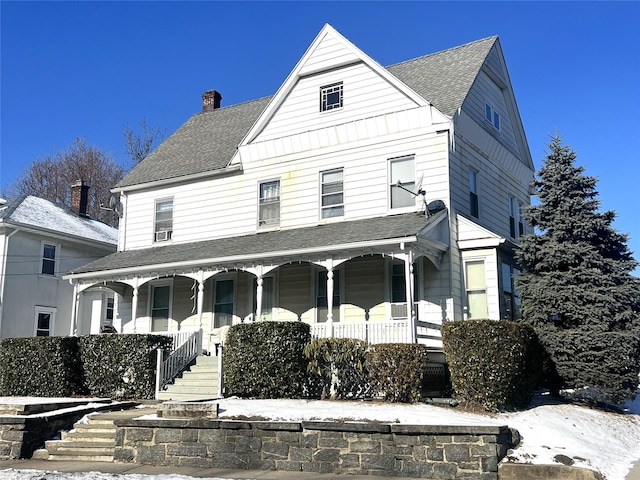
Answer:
[1,1,639,272]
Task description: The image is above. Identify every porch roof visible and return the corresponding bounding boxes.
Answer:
[66,211,447,280]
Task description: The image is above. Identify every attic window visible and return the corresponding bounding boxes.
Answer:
[485,103,500,131]
[320,82,343,112]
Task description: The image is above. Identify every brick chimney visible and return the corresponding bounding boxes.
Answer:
[71,180,89,217]
[202,90,222,112]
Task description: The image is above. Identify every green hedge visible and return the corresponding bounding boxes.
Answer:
[224,321,310,398]
[0,334,171,399]
[442,319,544,411]
[366,343,430,403]
[0,336,85,397]
[305,338,371,399]
[79,334,172,400]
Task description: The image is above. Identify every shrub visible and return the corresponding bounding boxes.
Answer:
[78,334,172,400]
[366,343,430,403]
[0,336,85,397]
[224,321,310,398]
[305,338,371,399]
[442,319,544,411]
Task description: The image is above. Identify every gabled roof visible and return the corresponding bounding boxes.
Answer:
[387,36,497,118]
[114,30,505,190]
[67,211,447,278]
[0,195,118,246]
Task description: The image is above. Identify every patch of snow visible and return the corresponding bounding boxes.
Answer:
[0,471,230,480]
[10,196,117,244]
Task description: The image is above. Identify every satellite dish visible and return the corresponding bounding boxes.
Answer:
[101,194,123,218]
[396,172,428,214]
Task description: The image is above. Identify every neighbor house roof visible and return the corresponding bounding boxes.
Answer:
[67,211,447,278]
[0,195,118,246]
[115,37,497,189]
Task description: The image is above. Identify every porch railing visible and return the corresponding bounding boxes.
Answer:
[310,320,411,344]
[155,329,203,398]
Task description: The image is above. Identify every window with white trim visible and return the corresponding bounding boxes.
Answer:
[501,262,521,320]
[320,168,344,219]
[258,180,280,227]
[464,260,487,319]
[485,103,500,130]
[509,196,517,238]
[389,156,415,209]
[213,278,235,328]
[320,82,343,112]
[154,198,173,242]
[41,243,56,276]
[35,306,56,336]
[150,283,171,332]
[469,170,479,218]
[316,270,340,323]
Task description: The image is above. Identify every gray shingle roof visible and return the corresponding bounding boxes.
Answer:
[69,212,440,276]
[387,36,497,117]
[116,37,497,189]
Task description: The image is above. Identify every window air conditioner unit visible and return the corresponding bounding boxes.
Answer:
[155,230,171,242]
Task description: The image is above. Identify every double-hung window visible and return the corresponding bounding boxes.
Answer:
[464,260,487,319]
[154,198,173,242]
[320,168,344,219]
[501,262,521,320]
[320,82,343,112]
[41,243,56,276]
[259,180,280,227]
[35,307,56,336]
[389,156,415,209]
[485,103,500,130]
[469,170,479,218]
[509,196,517,238]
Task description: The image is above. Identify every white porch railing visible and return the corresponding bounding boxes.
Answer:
[310,320,411,344]
[155,329,203,398]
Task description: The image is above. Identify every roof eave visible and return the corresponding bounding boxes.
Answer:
[113,163,243,193]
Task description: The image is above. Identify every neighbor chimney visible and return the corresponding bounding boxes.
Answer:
[71,179,89,217]
[202,90,222,112]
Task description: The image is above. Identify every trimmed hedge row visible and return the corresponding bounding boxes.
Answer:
[0,334,172,399]
[443,319,545,411]
[223,321,311,398]
[224,324,433,403]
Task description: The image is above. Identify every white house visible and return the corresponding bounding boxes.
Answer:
[0,181,118,338]
[65,25,534,366]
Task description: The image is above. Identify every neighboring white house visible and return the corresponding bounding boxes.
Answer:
[65,25,534,363]
[0,181,118,338]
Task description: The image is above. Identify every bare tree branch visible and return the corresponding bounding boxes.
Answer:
[123,117,165,165]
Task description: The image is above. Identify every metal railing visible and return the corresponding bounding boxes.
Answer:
[155,329,203,398]
[310,320,411,344]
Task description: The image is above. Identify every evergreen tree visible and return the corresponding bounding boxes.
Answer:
[515,136,640,404]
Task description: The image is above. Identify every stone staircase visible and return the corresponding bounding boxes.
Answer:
[157,354,221,401]
[33,408,155,462]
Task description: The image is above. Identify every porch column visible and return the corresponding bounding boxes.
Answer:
[69,283,79,336]
[326,269,334,338]
[197,273,205,330]
[131,285,139,334]
[256,276,263,321]
[404,252,417,343]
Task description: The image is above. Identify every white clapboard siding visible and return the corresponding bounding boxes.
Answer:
[299,31,360,76]
[258,63,418,142]
[123,125,451,250]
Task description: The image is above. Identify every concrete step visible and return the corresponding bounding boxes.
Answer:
[157,392,220,401]
[44,443,114,457]
[46,439,115,450]
[61,431,115,442]
[37,453,115,462]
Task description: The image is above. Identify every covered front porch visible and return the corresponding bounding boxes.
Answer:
[66,211,451,354]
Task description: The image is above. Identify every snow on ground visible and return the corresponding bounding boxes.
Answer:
[0,391,639,480]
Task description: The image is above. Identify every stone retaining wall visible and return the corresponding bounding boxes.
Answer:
[0,412,86,459]
[114,417,517,479]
